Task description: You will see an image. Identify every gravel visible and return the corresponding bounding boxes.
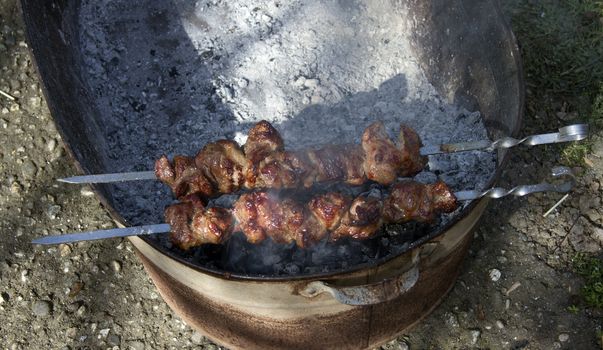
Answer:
[32,300,52,317]
[1,0,602,349]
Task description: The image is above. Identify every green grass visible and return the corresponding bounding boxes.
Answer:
[573,253,603,308]
[510,0,603,165]
[566,304,580,313]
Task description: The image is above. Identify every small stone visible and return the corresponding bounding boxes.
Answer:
[558,333,569,342]
[76,304,86,316]
[46,139,56,152]
[29,96,41,108]
[111,260,122,273]
[191,331,204,344]
[496,320,505,329]
[59,244,71,257]
[46,205,61,219]
[107,334,121,346]
[80,186,95,197]
[9,102,20,112]
[65,301,81,312]
[20,269,29,282]
[587,210,602,224]
[10,181,22,194]
[21,160,37,179]
[469,329,481,344]
[293,76,306,86]
[489,269,502,282]
[127,341,145,350]
[445,312,459,328]
[219,85,234,101]
[99,328,110,338]
[66,327,77,338]
[32,300,52,317]
[593,228,603,244]
[579,195,591,213]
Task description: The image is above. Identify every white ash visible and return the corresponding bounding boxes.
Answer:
[78,0,496,276]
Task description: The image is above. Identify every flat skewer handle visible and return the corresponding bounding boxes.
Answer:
[454,166,575,201]
[420,124,588,155]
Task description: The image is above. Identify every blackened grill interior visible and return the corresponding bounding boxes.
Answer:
[22,0,523,278]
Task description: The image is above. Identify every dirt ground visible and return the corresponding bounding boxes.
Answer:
[1,0,602,349]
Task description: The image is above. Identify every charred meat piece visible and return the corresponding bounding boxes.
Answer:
[154,155,215,198]
[232,192,326,247]
[398,125,428,177]
[155,155,175,184]
[195,140,249,194]
[331,197,382,241]
[167,180,457,250]
[382,180,457,223]
[362,122,403,185]
[306,144,367,185]
[308,192,349,230]
[231,192,268,244]
[164,196,206,250]
[191,207,234,245]
[361,121,427,184]
[251,151,312,189]
[244,120,285,164]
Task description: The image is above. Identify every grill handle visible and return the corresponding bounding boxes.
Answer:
[299,250,420,305]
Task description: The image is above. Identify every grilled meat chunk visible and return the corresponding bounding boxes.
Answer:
[362,122,427,184]
[154,155,215,198]
[195,140,249,194]
[244,120,285,164]
[167,180,457,250]
[398,125,428,176]
[306,144,367,185]
[156,120,428,202]
[252,151,312,189]
[164,196,206,250]
[331,197,382,241]
[382,180,457,223]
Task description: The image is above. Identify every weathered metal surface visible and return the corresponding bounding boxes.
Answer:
[21,0,524,280]
[299,251,420,306]
[129,199,488,349]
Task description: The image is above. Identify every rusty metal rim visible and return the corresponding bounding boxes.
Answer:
[22,0,524,282]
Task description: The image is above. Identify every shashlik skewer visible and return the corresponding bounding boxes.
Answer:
[154,120,426,200]
[57,123,588,185]
[164,179,456,250]
[32,166,576,247]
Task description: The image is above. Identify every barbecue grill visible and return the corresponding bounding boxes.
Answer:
[22,0,527,348]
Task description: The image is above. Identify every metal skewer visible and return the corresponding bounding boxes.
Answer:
[57,124,588,184]
[33,166,575,245]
